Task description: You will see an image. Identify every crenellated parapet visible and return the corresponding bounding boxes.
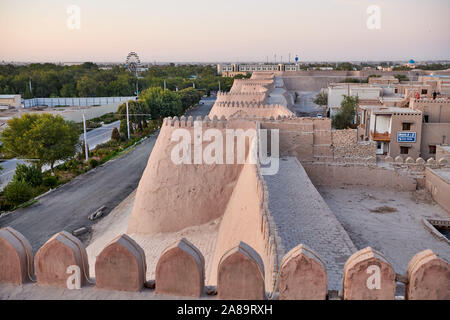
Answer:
[209,102,295,120]
[162,115,228,129]
[411,98,450,104]
[382,155,449,170]
[2,228,448,300]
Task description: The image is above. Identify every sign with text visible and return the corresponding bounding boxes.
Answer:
[397,132,416,143]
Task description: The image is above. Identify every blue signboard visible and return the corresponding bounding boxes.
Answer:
[397,132,416,143]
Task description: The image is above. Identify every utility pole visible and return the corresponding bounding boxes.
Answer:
[126,101,130,140]
[135,70,139,96]
[164,80,166,90]
[82,113,89,162]
[218,81,221,92]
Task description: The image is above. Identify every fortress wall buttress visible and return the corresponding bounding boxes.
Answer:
[127,116,252,235]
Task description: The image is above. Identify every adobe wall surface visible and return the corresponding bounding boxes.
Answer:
[260,118,333,162]
[436,145,450,161]
[210,162,280,293]
[421,123,450,160]
[281,76,354,92]
[410,98,450,123]
[216,92,268,104]
[127,117,256,235]
[304,163,417,191]
[425,168,450,213]
[260,119,376,164]
[332,129,376,163]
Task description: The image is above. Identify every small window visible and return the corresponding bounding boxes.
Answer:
[424,115,429,123]
[402,123,411,130]
[400,146,409,154]
[422,89,428,94]
[429,145,436,154]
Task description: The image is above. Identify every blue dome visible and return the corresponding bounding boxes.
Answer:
[409,59,415,64]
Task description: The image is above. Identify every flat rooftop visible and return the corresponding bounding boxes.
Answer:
[431,168,450,184]
[360,105,421,115]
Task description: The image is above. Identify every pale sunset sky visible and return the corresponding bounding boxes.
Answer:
[0,0,449,62]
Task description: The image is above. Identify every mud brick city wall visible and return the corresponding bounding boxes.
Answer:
[260,118,333,162]
[332,129,377,163]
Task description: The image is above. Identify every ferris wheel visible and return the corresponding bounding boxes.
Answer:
[125,51,141,75]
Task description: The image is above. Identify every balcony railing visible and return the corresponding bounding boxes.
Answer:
[370,131,391,141]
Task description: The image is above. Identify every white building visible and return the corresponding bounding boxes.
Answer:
[327,83,382,117]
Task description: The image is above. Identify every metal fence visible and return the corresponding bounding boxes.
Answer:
[23,96,137,108]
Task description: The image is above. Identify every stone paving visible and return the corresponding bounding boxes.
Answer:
[263,157,357,291]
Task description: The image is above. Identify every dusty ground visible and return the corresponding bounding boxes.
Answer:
[318,186,450,275]
[85,190,221,286]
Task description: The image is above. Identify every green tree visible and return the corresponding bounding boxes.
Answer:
[139,87,182,120]
[332,95,359,129]
[394,74,409,82]
[1,114,79,173]
[178,87,202,111]
[60,83,77,97]
[76,75,98,97]
[13,164,43,187]
[3,180,34,207]
[314,91,328,106]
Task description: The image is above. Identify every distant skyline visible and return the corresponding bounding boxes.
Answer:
[1,0,449,63]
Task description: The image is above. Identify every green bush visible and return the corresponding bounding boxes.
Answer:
[43,176,58,188]
[3,180,34,207]
[59,158,79,171]
[13,164,43,187]
[89,159,99,168]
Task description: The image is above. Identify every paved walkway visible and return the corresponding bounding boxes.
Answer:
[263,157,356,291]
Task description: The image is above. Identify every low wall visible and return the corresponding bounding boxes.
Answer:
[425,168,450,213]
[304,163,417,191]
[2,227,448,299]
[23,96,135,108]
[59,102,124,122]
